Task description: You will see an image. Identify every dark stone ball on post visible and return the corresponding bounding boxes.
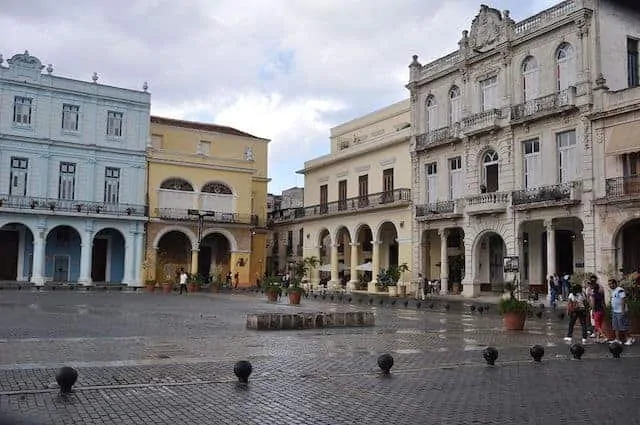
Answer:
[530,345,545,362]
[470,305,476,312]
[482,347,499,366]
[377,354,394,375]
[570,343,585,360]
[609,341,624,358]
[444,304,450,311]
[55,366,78,394]
[233,360,253,383]
[535,311,543,319]
[477,306,484,314]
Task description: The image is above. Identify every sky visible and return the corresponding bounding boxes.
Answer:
[1,0,558,194]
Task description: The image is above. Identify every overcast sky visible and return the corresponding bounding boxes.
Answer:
[1,0,557,194]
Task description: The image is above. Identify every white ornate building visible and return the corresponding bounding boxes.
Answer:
[408,0,640,297]
[0,51,149,285]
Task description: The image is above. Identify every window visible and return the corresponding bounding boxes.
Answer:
[151,134,164,149]
[482,151,499,193]
[319,184,328,214]
[13,96,33,125]
[480,76,498,111]
[198,140,211,155]
[557,130,577,183]
[523,139,541,189]
[106,111,123,137]
[273,232,279,253]
[104,167,120,204]
[628,38,639,87]
[426,96,438,131]
[338,180,347,210]
[425,162,437,204]
[623,152,640,177]
[62,104,79,131]
[287,231,293,254]
[358,174,369,206]
[449,87,461,124]
[298,228,304,247]
[556,43,575,91]
[522,56,539,102]
[58,162,76,200]
[9,157,28,196]
[448,157,463,200]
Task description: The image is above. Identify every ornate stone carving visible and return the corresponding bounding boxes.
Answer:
[581,116,591,149]
[243,146,254,161]
[576,18,590,38]
[7,51,44,71]
[469,5,504,53]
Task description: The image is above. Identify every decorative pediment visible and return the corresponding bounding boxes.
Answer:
[468,5,507,53]
[7,50,44,71]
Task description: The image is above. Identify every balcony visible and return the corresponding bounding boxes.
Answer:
[512,182,581,211]
[460,109,503,136]
[299,188,411,219]
[597,176,640,204]
[155,208,259,225]
[415,200,462,221]
[0,194,146,217]
[465,192,510,215]
[415,125,462,152]
[510,89,577,124]
[269,207,305,224]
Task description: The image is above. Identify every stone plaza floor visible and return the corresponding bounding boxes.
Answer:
[0,290,638,424]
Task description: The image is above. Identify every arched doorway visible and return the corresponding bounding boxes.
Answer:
[354,225,373,286]
[91,228,125,283]
[482,150,499,193]
[156,231,192,284]
[199,232,231,282]
[46,226,82,283]
[317,229,331,283]
[475,232,505,292]
[447,228,466,291]
[0,223,34,281]
[615,219,640,273]
[335,226,351,284]
[378,222,399,269]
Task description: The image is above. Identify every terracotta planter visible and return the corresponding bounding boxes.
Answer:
[187,284,199,293]
[503,312,526,331]
[211,285,220,293]
[162,283,173,294]
[288,291,302,305]
[601,317,616,340]
[267,291,279,302]
[145,283,156,293]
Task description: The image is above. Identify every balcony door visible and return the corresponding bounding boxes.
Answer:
[382,168,394,202]
[338,180,347,210]
[523,139,541,189]
[320,184,328,214]
[358,175,368,207]
[425,162,437,204]
[482,151,499,193]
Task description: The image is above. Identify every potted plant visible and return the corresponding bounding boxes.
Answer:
[145,279,156,293]
[377,263,408,296]
[263,275,282,302]
[289,256,320,305]
[499,280,529,331]
[75,204,84,212]
[210,273,223,292]
[162,281,173,294]
[188,274,203,293]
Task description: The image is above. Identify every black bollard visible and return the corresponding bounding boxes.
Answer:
[378,299,384,306]
[233,360,253,383]
[482,347,499,366]
[416,302,421,309]
[444,304,450,311]
[609,341,624,359]
[428,303,434,309]
[535,310,543,318]
[55,366,78,394]
[570,343,585,360]
[377,354,394,375]
[530,345,545,362]
[403,301,409,308]
[477,306,484,314]
[470,305,476,312]
[391,300,396,306]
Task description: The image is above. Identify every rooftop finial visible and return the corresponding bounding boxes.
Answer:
[143,81,149,92]
[46,64,53,74]
[92,72,99,83]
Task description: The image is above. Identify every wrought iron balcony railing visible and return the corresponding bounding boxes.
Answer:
[605,176,640,198]
[155,208,259,225]
[510,89,575,122]
[512,183,573,205]
[415,201,455,217]
[0,194,146,217]
[415,125,461,151]
[460,109,502,135]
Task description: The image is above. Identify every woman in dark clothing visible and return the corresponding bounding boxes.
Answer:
[589,280,606,342]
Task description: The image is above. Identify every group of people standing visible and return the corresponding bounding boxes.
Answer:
[563,274,635,346]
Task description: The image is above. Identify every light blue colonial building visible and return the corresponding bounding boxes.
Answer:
[0,51,149,285]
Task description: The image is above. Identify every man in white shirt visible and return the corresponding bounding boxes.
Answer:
[608,278,635,346]
[179,268,188,295]
[564,284,589,344]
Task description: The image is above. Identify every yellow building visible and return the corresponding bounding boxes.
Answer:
[291,100,414,292]
[145,116,269,287]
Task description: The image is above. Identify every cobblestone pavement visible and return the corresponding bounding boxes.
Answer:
[0,291,638,424]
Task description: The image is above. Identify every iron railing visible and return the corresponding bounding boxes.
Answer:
[511,90,573,121]
[155,208,259,225]
[0,194,146,217]
[605,176,640,197]
[415,201,455,217]
[512,183,572,205]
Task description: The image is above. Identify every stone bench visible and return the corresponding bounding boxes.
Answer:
[246,311,375,330]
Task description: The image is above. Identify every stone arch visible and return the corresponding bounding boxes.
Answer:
[152,226,197,250]
[0,220,36,237]
[201,181,235,196]
[91,227,126,283]
[610,216,640,248]
[201,228,239,252]
[521,55,538,73]
[470,227,512,258]
[353,223,372,242]
[45,223,84,241]
[374,220,399,241]
[159,177,196,192]
[316,228,332,247]
[93,225,127,240]
[0,222,36,281]
[333,226,351,244]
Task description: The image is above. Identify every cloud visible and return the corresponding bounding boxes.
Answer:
[0,0,557,193]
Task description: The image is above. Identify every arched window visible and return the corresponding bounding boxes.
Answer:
[449,86,461,124]
[426,95,438,132]
[482,150,499,193]
[556,43,575,92]
[160,178,194,191]
[522,56,539,102]
[201,182,233,195]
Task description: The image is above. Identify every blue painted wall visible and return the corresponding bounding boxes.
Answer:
[45,228,81,282]
[109,232,125,283]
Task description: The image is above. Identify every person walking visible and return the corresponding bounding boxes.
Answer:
[588,279,606,342]
[608,278,636,346]
[564,284,589,344]
[416,273,426,300]
[548,275,559,311]
[178,268,188,295]
[234,272,239,289]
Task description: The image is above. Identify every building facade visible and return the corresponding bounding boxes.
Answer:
[267,187,304,274]
[0,51,149,285]
[293,100,413,291]
[145,116,269,287]
[408,0,640,297]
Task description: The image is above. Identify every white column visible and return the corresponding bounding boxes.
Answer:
[123,232,135,285]
[347,242,359,291]
[545,219,556,290]
[329,243,340,289]
[439,228,449,295]
[368,240,381,293]
[78,229,94,285]
[30,230,46,285]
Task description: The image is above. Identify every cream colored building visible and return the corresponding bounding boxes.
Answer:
[291,100,413,291]
[266,187,305,274]
[407,0,640,297]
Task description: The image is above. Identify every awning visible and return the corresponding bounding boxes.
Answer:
[605,121,640,156]
[318,264,331,272]
[356,262,372,271]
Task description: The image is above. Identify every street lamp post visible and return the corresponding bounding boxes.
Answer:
[187,209,216,277]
